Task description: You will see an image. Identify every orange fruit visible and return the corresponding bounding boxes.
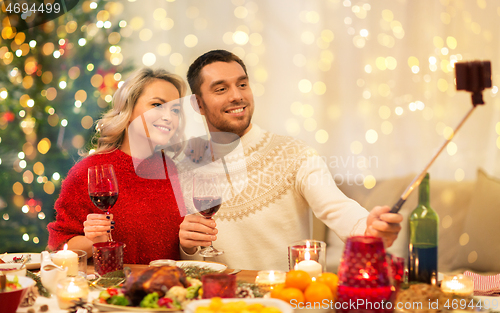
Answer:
[316,272,339,296]
[304,282,334,304]
[285,270,311,291]
[278,287,305,304]
[270,284,285,299]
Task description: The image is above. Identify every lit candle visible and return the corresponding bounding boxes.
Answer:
[255,270,286,292]
[52,244,78,276]
[441,275,474,297]
[295,250,322,279]
[56,277,89,309]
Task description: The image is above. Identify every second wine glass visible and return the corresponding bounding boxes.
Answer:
[193,173,223,257]
[88,164,119,242]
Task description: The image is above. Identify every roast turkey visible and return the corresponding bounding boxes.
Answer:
[124,265,189,305]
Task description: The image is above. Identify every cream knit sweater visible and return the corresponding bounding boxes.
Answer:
[179,125,368,271]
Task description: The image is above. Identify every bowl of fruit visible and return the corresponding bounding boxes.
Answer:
[0,275,36,313]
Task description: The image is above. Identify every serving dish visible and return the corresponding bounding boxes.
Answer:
[175,260,227,272]
[184,298,292,313]
[1,253,41,270]
[92,300,182,312]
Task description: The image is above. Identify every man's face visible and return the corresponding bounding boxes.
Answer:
[197,61,254,138]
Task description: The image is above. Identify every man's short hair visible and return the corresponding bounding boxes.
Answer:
[187,49,248,96]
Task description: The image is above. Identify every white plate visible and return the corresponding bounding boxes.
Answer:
[185,298,292,313]
[175,260,227,272]
[1,253,41,270]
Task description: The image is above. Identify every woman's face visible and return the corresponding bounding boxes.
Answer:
[129,79,181,147]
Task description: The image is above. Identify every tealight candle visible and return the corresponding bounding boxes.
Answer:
[52,244,79,276]
[441,275,474,297]
[255,270,286,292]
[295,259,322,279]
[56,277,89,309]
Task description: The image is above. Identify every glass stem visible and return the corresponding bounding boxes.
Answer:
[106,211,113,242]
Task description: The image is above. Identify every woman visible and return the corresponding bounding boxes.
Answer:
[47,68,187,264]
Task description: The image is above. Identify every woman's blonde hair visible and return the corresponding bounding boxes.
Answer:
[90,68,186,158]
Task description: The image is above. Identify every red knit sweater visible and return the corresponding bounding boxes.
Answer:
[47,149,185,264]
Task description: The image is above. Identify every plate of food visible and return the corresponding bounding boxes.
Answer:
[185,298,292,313]
[175,261,227,274]
[93,301,181,312]
[0,253,41,270]
[93,265,202,311]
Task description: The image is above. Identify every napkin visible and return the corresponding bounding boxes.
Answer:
[464,271,500,296]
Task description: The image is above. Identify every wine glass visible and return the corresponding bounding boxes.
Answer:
[88,164,119,242]
[193,173,223,257]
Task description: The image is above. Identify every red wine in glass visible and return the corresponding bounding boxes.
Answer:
[88,164,119,242]
[193,196,222,217]
[193,174,223,257]
[90,193,118,212]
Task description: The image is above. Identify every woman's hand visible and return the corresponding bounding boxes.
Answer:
[83,214,114,244]
[184,137,209,163]
[179,215,217,254]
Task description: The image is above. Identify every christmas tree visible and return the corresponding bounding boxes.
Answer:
[0,0,132,252]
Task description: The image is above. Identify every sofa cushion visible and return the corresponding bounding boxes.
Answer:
[451,169,500,272]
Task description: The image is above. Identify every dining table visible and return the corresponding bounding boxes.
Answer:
[15,265,260,313]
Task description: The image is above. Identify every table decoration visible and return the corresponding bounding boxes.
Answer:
[255,270,286,292]
[336,236,394,313]
[441,274,474,297]
[202,273,236,299]
[51,244,79,276]
[56,276,89,309]
[288,240,326,278]
[93,241,125,276]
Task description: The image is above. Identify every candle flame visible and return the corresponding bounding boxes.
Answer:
[305,250,311,261]
[67,281,81,293]
[63,243,68,251]
[269,271,275,281]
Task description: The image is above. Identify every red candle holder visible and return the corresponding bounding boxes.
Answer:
[201,274,236,299]
[92,242,125,276]
[336,236,395,313]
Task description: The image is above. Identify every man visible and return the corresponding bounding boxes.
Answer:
[179,49,402,271]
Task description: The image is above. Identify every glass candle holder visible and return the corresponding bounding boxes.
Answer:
[93,242,125,276]
[51,246,79,276]
[288,239,326,279]
[202,274,236,299]
[337,236,394,313]
[255,270,286,292]
[441,275,474,297]
[56,276,89,310]
[73,250,87,278]
[387,253,405,291]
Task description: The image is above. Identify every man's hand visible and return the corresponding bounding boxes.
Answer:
[179,215,218,254]
[83,213,114,244]
[365,206,403,247]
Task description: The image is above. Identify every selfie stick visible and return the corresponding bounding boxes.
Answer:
[390,60,491,213]
[389,106,477,213]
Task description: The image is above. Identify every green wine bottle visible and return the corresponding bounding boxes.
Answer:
[408,173,439,285]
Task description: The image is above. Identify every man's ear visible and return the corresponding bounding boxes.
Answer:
[190,94,205,115]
